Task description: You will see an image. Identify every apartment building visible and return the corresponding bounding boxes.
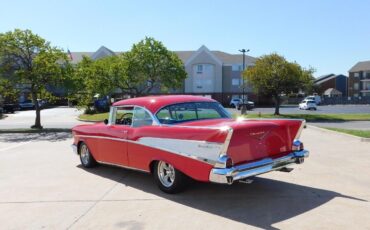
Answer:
[70,45,256,104]
[348,61,370,97]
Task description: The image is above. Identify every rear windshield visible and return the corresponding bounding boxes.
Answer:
[307,100,315,103]
[156,102,231,124]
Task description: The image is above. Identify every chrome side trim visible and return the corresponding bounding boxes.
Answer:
[74,135,217,165]
[294,120,306,140]
[96,160,150,173]
[219,127,233,156]
[209,149,309,184]
[161,123,231,130]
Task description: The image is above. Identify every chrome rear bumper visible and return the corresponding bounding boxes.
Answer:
[209,150,309,184]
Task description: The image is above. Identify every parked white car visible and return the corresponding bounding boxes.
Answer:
[299,100,317,110]
[229,98,254,110]
[305,95,321,105]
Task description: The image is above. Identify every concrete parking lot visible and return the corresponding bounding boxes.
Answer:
[0,127,369,229]
[0,107,88,129]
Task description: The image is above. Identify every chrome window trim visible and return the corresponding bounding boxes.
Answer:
[109,105,160,127]
[154,101,231,124]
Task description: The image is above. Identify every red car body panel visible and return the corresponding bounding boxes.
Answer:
[72,95,306,183]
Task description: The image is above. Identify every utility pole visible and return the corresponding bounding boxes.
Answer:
[238,49,250,115]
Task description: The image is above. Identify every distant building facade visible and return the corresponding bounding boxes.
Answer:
[70,45,256,104]
[314,74,348,97]
[348,61,370,97]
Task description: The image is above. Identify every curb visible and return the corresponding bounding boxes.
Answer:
[76,118,103,123]
[307,125,370,142]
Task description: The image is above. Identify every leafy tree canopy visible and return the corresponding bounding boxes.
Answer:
[244,53,314,115]
[0,29,70,128]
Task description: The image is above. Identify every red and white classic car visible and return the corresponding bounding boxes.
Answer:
[72,95,309,193]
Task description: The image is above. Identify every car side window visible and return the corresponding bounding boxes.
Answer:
[113,107,134,126]
[132,107,153,127]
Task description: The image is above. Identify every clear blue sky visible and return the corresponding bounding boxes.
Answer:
[1,0,370,77]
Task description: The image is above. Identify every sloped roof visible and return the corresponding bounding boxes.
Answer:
[212,51,256,64]
[314,74,335,83]
[324,88,342,95]
[69,46,256,65]
[314,74,347,85]
[69,52,93,64]
[349,61,370,72]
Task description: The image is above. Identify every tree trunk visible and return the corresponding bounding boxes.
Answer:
[31,92,42,129]
[274,95,280,115]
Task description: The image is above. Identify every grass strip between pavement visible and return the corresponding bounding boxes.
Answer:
[78,112,109,122]
[78,112,370,122]
[321,127,370,138]
[244,113,370,122]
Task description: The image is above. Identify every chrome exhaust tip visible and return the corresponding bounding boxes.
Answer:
[296,157,304,164]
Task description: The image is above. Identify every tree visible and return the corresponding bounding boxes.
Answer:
[123,37,186,95]
[0,29,69,128]
[72,56,120,111]
[244,53,314,115]
[72,37,187,112]
[0,78,19,103]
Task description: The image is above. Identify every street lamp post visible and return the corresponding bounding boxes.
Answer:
[238,49,250,115]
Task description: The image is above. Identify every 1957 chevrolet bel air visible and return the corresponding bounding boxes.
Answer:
[72,95,309,193]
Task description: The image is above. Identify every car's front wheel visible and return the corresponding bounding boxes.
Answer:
[79,142,97,168]
[153,161,187,194]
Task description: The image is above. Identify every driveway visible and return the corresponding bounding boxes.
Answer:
[0,128,369,229]
[0,107,88,129]
[309,121,370,130]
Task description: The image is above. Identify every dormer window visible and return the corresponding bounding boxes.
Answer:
[197,65,203,73]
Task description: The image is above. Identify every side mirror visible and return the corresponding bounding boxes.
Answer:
[103,119,109,125]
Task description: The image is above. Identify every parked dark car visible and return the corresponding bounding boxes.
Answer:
[2,104,17,113]
[19,100,35,110]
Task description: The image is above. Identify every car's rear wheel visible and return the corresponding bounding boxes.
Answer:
[153,161,187,194]
[79,142,97,168]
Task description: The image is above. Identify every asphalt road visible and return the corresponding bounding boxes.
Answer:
[227,104,370,115]
[0,127,369,229]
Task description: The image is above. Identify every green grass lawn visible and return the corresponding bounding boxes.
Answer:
[321,127,370,138]
[79,112,109,121]
[244,113,370,122]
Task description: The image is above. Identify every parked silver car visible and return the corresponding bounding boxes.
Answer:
[299,100,317,110]
[230,98,254,110]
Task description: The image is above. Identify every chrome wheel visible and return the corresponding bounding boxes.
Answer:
[157,161,175,188]
[80,144,90,166]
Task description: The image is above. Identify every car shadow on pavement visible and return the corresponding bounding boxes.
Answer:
[0,132,71,143]
[78,164,366,230]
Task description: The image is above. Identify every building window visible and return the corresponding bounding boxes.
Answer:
[354,72,360,78]
[354,83,359,90]
[197,65,203,73]
[365,72,370,79]
[354,93,359,97]
[232,64,243,71]
[232,78,240,86]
